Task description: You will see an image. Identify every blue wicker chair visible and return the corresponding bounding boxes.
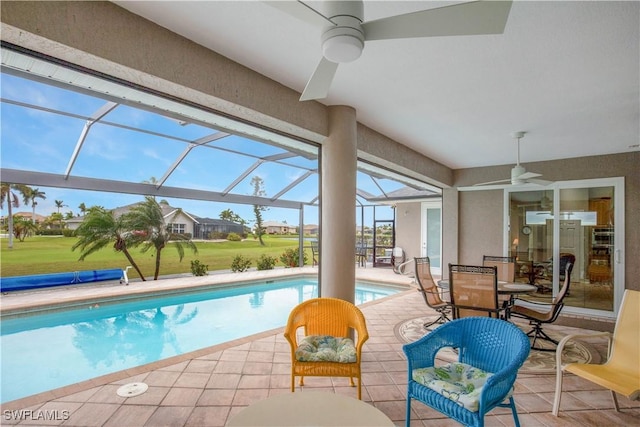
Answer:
[403,317,530,427]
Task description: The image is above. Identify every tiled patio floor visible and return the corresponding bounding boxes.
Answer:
[1,268,638,426]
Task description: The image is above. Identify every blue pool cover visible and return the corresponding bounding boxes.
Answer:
[0,269,123,292]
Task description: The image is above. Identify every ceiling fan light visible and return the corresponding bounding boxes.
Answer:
[511,164,526,185]
[322,35,363,63]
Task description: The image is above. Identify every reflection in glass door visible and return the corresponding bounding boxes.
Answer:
[508,179,624,315]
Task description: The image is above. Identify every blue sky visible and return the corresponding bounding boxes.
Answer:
[1,72,398,227]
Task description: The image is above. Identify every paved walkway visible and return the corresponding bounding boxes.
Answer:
[1,267,638,426]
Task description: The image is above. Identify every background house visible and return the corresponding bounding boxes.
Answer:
[263,221,296,235]
[192,217,245,240]
[303,224,318,235]
[66,201,244,240]
[2,212,47,225]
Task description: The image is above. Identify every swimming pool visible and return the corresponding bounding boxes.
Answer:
[0,277,402,403]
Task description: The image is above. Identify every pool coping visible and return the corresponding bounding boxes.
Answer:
[0,267,413,316]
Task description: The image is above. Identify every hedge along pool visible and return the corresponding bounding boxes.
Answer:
[0,277,403,403]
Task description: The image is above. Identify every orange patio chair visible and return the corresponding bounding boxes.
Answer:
[284,297,369,399]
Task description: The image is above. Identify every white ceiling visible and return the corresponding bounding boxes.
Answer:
[114,1,639,170]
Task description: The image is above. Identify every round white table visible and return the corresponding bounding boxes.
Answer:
[226,391,394,426]
[437,280,537,295]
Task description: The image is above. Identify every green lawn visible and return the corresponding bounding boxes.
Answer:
[0,235,312,280]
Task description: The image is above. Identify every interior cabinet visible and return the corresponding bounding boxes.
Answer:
[587,197,613,283]
[589,197,613,225]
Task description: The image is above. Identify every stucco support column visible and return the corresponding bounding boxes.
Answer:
[320,106,357,302]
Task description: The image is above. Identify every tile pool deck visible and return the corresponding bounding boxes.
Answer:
[1,267,638,426]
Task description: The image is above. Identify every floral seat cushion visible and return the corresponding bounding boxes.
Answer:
[412,362,512,412]
[295,335,357,363]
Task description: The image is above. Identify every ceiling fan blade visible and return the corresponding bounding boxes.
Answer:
[528,178,553,186]
[264,1,335,27]
[362,0,513,41]
[474,178,511,186]
[300,57,339,101]
[518,171,543,180]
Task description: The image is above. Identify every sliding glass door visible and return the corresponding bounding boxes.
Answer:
[507,178,624,317]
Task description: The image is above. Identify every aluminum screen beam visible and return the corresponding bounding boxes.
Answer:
[1,168,304,209]
[64,101,119,179]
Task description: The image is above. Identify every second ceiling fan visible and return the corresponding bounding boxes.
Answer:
[267,0,513,101]
[475,131,552,187]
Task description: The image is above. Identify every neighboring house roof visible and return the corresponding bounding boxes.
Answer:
[108,201,198,223]
[65,216,84,225]
[193,217,243,227]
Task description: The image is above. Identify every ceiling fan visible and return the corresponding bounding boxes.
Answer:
[475,131,552,187]
[266,0,513,101]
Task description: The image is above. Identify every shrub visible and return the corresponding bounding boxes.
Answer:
[38,229,64,236]
[227,232,242,242]
[190,259,208,276]
[256,254,277,271]
[279,247,308,268]
[231,254,252,272]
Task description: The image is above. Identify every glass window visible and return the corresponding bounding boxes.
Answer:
[169,223,185,234]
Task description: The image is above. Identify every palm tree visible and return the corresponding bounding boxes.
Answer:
[123,196,198,280]
[13,216,38,242]
[219,208,246,226]
[72,206,146,281]
[54,200,67,213]
[1,182,29,249]
[78,202,87,216]
[23,187,46,224]
[48,212,64,230]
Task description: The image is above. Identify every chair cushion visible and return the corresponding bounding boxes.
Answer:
[295,335,357,363]
[412,362,510,412]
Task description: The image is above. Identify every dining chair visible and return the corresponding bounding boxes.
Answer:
[414,257,451,328]
[449,264,506,319]
[553,289,639,415]
[482,255,516,282]
[558,253,575,283]
[284,297,369,399]
[356,243,367,267]
[483,255,516,312]
[510,262,573,351]
[310,240,319,266]
[404,317,530,427]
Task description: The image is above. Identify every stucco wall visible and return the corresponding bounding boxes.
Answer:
[457,190,504,265]
[394,202,422,262]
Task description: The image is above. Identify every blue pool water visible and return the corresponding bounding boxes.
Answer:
[0,277,400,403]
